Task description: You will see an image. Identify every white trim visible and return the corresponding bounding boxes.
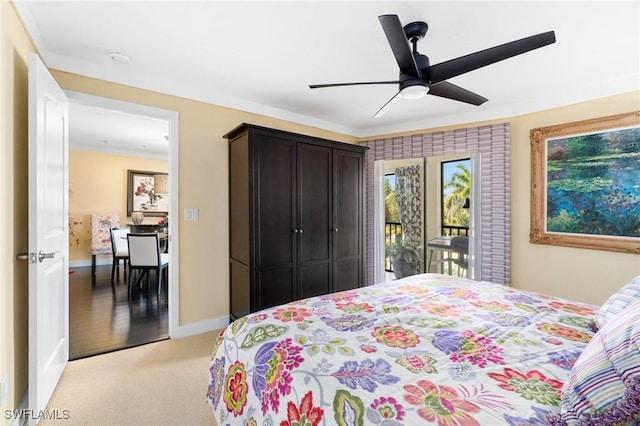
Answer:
[63,91,180,339]
[167,111,179,339]
[468,153,482,281]
[170,316,230,339]
[373,160,386,284]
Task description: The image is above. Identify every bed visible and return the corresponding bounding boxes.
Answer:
[208,273,640,425]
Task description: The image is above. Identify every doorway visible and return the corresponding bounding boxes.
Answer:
[375,154,480,283]
[65,91,179,358]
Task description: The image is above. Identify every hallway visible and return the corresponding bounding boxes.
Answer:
[69,265,169,360]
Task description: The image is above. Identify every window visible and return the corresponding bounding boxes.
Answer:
[384,173,401,271]
[441,159,471,236]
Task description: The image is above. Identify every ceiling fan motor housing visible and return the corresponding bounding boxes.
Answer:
[400,53,430,92]
[401,21,430,91]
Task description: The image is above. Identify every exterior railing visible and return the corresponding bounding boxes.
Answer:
[385,223,469,273]
[441,225,469,236]
[385,222,403,272]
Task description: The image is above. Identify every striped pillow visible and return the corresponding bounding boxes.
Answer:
[551,300,640,425]
[594,275,640,329]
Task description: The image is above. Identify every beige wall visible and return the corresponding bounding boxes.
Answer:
[69,150,168,263]
[51,70,356,333]
[509,94,640,304]
[1,0,36,412]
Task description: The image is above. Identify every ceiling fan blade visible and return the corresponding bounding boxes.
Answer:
[309,81,399,89]
[428,81,488,106]
[378,14,420,78]
[373,91,403,118]
[427,31,556,84]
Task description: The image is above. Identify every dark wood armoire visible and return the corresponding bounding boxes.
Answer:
[225,124,366,320]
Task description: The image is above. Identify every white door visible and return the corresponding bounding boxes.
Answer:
[27,53,69,424]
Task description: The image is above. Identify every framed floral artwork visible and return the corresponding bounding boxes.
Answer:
[127,170,169,216]
[530,111,640,254]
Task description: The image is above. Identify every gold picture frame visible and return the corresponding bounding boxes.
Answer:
[530,111,640,254]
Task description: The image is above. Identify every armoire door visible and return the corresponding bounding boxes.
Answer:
[333,149,363,291]
[254,133,297,310]
[297,143,332,299]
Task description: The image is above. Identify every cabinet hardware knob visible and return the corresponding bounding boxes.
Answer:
[299,229,304,234]
[293,229,299,233]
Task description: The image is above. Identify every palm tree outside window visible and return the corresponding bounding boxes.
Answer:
[441,159,471,236]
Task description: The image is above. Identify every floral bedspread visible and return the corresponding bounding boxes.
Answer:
[207,273,598,425]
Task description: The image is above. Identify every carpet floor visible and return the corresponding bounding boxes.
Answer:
[41,330,220,425]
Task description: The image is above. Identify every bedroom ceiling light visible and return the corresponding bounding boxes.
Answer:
[108,50,130,64]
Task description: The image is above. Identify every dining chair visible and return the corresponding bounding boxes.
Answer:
[450,236,469,277]
[90,213,120,275]
[127,233,169,298]
[110,226,131,283]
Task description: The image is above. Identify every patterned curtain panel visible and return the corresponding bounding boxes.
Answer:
[395,165,422,248]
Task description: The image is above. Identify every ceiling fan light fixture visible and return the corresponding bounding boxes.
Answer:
[401,84,428,100]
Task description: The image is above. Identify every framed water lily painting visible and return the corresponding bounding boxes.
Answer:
[127,170,169,216]
[530,111,640,254]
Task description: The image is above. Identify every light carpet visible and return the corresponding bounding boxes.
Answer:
[41,330,221,426]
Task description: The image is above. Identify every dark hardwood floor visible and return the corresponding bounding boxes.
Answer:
[69,264,169,360]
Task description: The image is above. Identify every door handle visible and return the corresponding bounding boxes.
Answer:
[38,250,57,262]
[16,251,57,263]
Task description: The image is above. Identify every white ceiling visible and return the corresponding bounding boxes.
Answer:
[68,100,169,157]
[14,0,640,154]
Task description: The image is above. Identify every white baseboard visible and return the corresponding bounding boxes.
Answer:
[171,316,229,339]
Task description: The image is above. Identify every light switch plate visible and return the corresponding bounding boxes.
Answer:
[184,208,199,221]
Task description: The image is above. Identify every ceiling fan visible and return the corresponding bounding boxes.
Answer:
[309,14,556,118]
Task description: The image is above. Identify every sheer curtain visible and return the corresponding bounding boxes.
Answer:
[395,165,423,249]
